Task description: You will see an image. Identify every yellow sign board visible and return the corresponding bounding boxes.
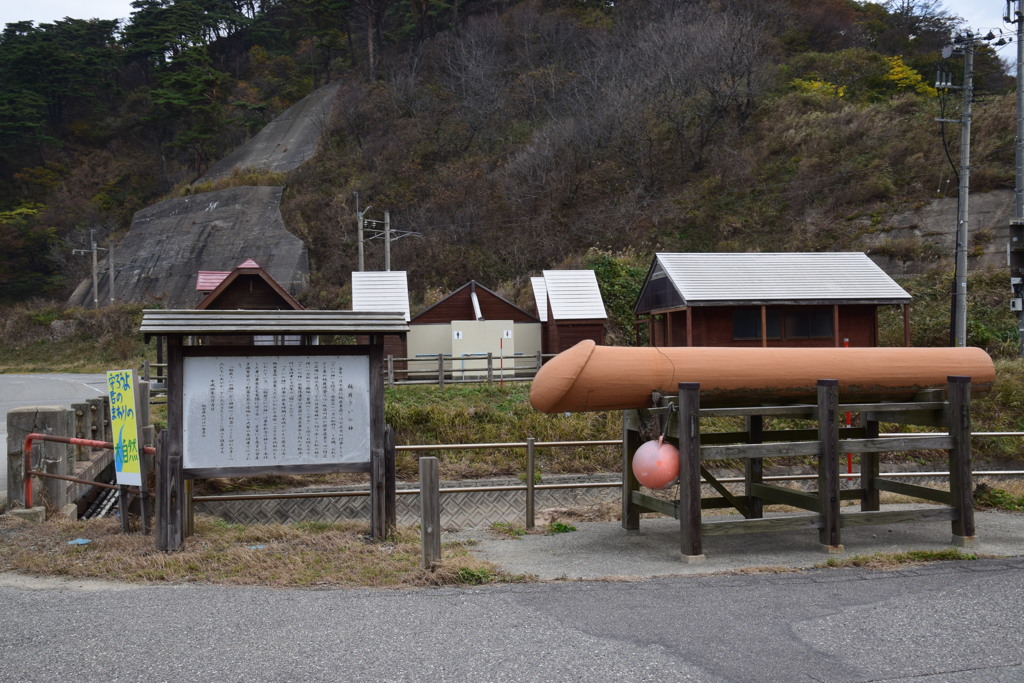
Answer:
[107,369,142,486]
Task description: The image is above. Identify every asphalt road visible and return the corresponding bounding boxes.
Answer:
[1,373,108,503]
[1,558,1022,682]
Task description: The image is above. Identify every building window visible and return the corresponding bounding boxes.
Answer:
[784,310,833,339]
[732,309,781,340]
[734,308,831,341]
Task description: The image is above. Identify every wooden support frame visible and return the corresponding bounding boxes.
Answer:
[621,376,979,560]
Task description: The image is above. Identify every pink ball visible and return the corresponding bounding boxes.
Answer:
[632,438,680,490]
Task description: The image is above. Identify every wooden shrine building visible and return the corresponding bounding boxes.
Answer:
[633,252,911,348]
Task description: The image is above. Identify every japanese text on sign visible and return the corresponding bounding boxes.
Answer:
[107,369,142,486]
[182,355,371,470]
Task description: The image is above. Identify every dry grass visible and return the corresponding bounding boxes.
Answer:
[0,514,526,588]
[818,548,978,570]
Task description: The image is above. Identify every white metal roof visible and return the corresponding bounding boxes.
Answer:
[530,277,548,322]
[647,252,910,308]
[139,310,409,336]
[542,270,607,320]
[351,271,410,321]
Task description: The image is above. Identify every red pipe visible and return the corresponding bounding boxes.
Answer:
[22,433,155,509]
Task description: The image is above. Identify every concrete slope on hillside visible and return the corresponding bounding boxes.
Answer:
[865,189,1013,275]
[196,82,341,184]
[67,186,308,309]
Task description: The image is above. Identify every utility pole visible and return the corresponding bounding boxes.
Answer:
[953,35,973,348]
[384,210,391,271]
[108,241,115,305]
[1010,0,1024,355]
[72,229,106,309]
[353,196,420,272]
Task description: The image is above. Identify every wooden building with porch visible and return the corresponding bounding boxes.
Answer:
[633,253,911,348]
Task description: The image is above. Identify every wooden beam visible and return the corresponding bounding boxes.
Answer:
[818,379,842,550]
[873,478,954,505]
[700,465,750,518]
[702,514,821,536]
[760,306,767,348]
[839,507,956,528]
[833,304,840,347]
[948,376,976,544]
[744,416,763,519]
[749,483,819,511]
[622,422,643,530]
[678,382,704,560]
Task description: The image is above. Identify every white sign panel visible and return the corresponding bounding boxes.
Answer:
[182,355,371,470]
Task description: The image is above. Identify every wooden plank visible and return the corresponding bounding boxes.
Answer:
[701,514,821,536]
[749,483,820,511]
[817,380,841,549]
[873,478,954,505]
[385,425,397,533]
[839,507,957,528]
[631,490,678,518]
[744,415,763,519]
[864,409,947,428]
[155,430,168,550]
[699,427,864,446]
[837,435,953,454]
[184,462,372,479]
[698,405,817,418]
[166,335,185,550]
[840,401,946,413]
[947,376,976,541]
[622,425,643,529]
[371,447,385,539]
[861,420,880,511]
[678,383,703,558]
[419,457,441,569]
[700,441,821,460]
[700,465,749,517]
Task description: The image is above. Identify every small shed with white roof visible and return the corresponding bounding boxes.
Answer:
[633,252,911,348]
[351,271,410,360]
[532,270,608,354]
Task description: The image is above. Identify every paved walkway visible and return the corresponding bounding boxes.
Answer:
[450,506,1024,579]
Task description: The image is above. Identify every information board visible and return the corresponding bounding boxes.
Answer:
[182,354,371,470]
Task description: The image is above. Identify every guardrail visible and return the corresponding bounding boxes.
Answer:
[21,433,156,509]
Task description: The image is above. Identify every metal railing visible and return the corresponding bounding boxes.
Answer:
[192,434,1024,530]
[385,353,553,387]
[21,433,156,509]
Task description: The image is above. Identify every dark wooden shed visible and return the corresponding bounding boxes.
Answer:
[633,253,911,348]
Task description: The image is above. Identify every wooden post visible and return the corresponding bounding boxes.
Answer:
[155,430,167,549]
[744,415,764,519]
[118,485,130,533]
[947,375,978,546]
[385,425,397,533]
[370,447,386,539]
[526,437,536,530]
[817,379,843,552]
[860,419,880,512]
[437,353,445,389]
[370,337,388,539]
[387,355,394,389]
[621,415,641,531]
[420,456,441,569]
[760,306,767,348]
[158,334,185,551]
[678,382,705,563]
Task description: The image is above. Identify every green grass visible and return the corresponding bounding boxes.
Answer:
[973,483,1024,511]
